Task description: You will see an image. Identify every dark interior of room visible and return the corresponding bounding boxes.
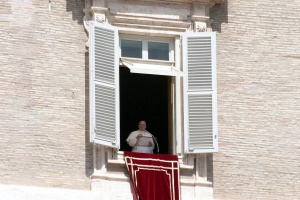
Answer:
[119,67,169,154]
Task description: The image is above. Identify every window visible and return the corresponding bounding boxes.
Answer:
[120,38,171,61]
[120,40,142,58]
[89,22,218,154]
[119,35,182,77]
[148,42,169,61]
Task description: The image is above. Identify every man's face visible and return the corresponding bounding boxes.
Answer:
[138,121,147,131]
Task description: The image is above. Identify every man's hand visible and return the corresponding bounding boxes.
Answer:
[148,141,153,147]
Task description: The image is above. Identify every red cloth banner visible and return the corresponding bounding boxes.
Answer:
[124,151,180,200]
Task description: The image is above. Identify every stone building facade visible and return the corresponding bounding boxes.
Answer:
[0,0,299,200]
[211,1,300,199]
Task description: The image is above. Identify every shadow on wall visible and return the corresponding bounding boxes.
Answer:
[85,51,93,178]
[207,154,214,184]
[66,0,94,178]
[66,0,85,24]
[207,0,227,185]
[210,0,228,33]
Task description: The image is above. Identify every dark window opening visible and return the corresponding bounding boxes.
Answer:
[119,67,169,154]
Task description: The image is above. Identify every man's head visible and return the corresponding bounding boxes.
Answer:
[138,121,147,131]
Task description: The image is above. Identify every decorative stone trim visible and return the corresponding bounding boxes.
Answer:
[109,15,192,35]
[194,21,207,32]
[83,0,223,38]
[83,14,92,34]
[83,7,108,47]
[83,7,108,33]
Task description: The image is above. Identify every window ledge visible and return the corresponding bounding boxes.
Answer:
[108,158,125,165]
[91,171,130,182]
[108,152,194,171]
[180,179,212,187]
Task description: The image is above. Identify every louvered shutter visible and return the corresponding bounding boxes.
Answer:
[89,22,120,148]
[183,32,218,153]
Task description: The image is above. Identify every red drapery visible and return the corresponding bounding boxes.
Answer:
[124,151,180,200]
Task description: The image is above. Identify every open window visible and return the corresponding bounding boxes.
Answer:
[89,22,218,154]
[120,35,184,77]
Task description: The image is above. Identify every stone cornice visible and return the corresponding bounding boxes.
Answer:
[83,7,108,16]
[109,14,192,35]
[83,0,223,39]
[126,0,223,5]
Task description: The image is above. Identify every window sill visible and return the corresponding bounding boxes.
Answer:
[108,152,194,171]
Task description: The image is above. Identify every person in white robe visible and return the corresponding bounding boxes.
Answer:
[126,121,155,153]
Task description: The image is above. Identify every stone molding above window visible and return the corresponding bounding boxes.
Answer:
[83,0,224,37]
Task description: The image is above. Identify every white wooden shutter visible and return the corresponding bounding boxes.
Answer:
[89,22,120,148]
[183,32,218,153]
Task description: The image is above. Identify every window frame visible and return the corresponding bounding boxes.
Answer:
[119,34,184,77]
[119,34,175,62]
[89,22,218,154]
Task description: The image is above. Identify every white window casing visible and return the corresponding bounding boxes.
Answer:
[183,32,218,153]
[89,22,120,148]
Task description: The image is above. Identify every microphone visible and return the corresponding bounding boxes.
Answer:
[152,135,159,154]
[145,130,159,153]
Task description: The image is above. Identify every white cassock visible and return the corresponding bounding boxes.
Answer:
[126,130,154,153]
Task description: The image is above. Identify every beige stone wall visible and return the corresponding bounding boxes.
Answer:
[1,0,299,199]
[211,0,300,199]
[0,0,92,190]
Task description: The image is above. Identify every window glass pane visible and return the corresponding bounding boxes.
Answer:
[121,40,142,58]
[148,42,169,61]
